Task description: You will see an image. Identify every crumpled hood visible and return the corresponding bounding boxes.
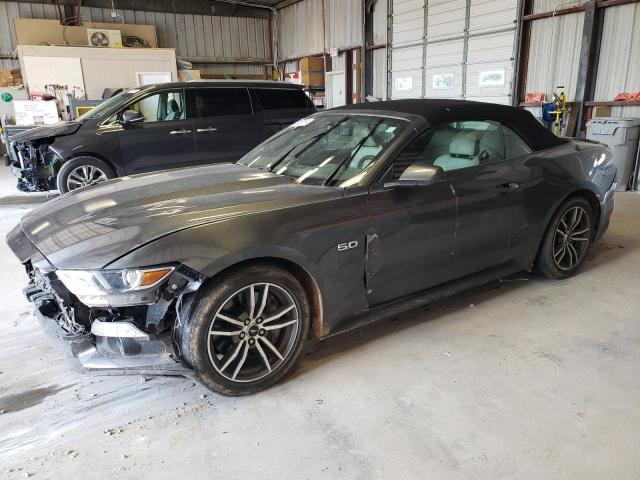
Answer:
[19,163,339,269]
[9,121,82,143]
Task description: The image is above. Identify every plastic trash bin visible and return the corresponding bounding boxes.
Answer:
[586,117,640,191]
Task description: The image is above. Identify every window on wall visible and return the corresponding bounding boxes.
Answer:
[388,120,533,179]
[128,90,185,123]
[186,88,253,118]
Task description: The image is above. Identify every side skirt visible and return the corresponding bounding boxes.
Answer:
[322,263,524,339]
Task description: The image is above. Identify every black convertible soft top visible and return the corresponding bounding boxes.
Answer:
[335,99,567,152]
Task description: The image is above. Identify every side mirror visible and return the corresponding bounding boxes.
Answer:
[385,163,445,187]
[121,109,144,125]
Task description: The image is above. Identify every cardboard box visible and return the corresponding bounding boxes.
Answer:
[14,19,157,49]
[300,56,324,73]
[301,71,324,88]
[178,69,201,81]
[592,105,612,118]
[0,69,22,87]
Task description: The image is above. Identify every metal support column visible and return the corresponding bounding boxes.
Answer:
[574,0,604,137]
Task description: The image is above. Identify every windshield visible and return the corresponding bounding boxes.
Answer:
[238,114,409,187]
[77,89,141,121]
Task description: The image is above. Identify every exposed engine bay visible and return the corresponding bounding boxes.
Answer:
[7,138,61,192]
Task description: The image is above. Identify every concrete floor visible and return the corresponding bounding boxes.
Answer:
[0,190,639,479]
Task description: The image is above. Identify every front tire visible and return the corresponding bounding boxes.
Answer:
[185,265,310,396]
[57,156,115,193]
[536,196,594,279]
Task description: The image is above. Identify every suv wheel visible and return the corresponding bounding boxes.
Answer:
[57,157,115,193]
[536,196,594,279]
[185,265,310,396]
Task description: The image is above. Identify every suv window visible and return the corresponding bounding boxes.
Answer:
[187,88,253,118]
[255,88,314,110]
[128,90,185,123]
[389,120,533,178]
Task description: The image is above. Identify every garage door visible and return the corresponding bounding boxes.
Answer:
[389,0,519,105]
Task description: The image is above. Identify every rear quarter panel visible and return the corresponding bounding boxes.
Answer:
[514,141,615,264]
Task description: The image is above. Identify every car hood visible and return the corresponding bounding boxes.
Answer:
[19,163,340,269]
[9,121,83,143]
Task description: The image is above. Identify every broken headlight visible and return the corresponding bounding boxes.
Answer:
[56,267,174,307]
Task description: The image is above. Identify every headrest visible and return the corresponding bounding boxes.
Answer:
[450,131,481,157]
[168,99,179,112]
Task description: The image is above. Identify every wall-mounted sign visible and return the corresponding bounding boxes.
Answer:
[479,69,506,87]
[329,47,338,57]
[395,76,413,91]
[433,73,454,90]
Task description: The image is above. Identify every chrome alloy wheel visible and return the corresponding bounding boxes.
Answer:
[66,165,109,190]
[552,206,590,271]
[207,283,300,383]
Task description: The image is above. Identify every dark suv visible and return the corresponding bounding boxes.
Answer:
[5,81,316,192]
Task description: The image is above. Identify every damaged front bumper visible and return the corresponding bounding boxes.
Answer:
[34,308,189,376]
[6,139,60,192]
[21,259,200,376]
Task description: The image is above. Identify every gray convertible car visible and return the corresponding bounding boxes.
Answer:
[7,99,616,395]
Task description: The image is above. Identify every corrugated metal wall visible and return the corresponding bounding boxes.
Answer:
[0,1,270,76]
[525,10,583,101]
[373,0,388,44]
[276,0,324,60]
[532,0,583,15]
[326,0,363,50]
[389,0,518,103]
[275,0,364,61]
[594,2,640,117]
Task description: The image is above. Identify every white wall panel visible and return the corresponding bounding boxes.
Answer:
[426,0,466,41]
[525,12,583,101]
[391,45,423,98]
[469,0,518,33]
[390,0,518,103]
[594,3,640,103]
[424,39,464,98]
[392,0,425,47]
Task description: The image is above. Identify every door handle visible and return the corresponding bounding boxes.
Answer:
[494,182,520,193]
[169,129,192,135]
[196,127,218,133]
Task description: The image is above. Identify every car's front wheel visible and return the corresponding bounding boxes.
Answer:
[536,196,595,279]
[57,156,115,193]
[185,265,310,396]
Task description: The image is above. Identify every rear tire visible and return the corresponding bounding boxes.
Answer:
[184,265,310,396]
[536,196,594,279]
[57,156,115,193]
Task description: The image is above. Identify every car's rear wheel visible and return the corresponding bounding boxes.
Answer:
[57,156,115,193]
[185,265,310,396]
[536,196,594,279]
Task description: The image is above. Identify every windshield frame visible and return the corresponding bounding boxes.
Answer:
[238,111,418,189]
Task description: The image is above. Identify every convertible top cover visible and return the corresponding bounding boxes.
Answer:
[336,99,567,152]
